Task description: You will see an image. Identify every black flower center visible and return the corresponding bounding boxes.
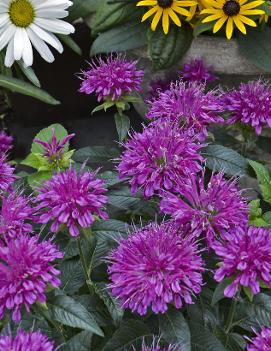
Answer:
[223,0,240,16]
[157,0,173,8]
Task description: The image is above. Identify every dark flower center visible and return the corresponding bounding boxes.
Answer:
[223,0,240,16]
[157,0,173,8]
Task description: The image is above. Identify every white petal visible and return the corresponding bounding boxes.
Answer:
[4,37,15,67]
[34,18,75,34]
[0,24,16,51]
[22,29,33,66]
[13,28,24,60]
[27,27,54,63]
[30,23,63,52]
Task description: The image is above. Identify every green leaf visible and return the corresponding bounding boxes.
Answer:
[159,308,191,351]
[148,25,193,70]
[99,170,122,187]
[60,258,85,294]
[31,124,68,153]
[237,26,271,73]
[243,286,254,302]
[90,22,148,55]
[203,144,248,176]
[0,74,60,105]
[27,171,53,188]
[101,319,151,351]
[263,211,271,224]
[21,153,46,170]
[114,113,130,142]
[73,146,120,164]
[249,160,271,203]
[59,331,93,351]
[189,322,226,351]
[211,278,233,306]
[48,294,104,336]
[17,62,41,87]
[193,21,213,37]
[69,0,98,21]
[58,34,82,55]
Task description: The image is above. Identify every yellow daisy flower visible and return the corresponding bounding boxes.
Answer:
[200,0,265,39]
[137,0,197,34]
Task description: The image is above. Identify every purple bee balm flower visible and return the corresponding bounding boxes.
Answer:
[34,127,74,160]
[0,235,63,322]
[160,171,248,245]
[147,81,224,141]
[79,54,144,102]
[246,327,271,351]
[35,168,108,237]
[0,329,55,351]
[180,58,217,84]
[148,76,173,100]
[213,226,271,298]
[0,192,34,240]
[223,80,271,135]
[108,221,204,316]
[117,121,203,198]
[0,154,16,193]
[0,130,13,154]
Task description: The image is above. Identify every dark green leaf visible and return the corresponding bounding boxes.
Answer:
[60,258,85,294]
[60,331,93,351]
[69,0,98,21]
[17,62,41,87]
[193,21,213,37]
[203,144,248,176]
[212,278,234,306]
[148,25,193,69]
[59,34,82,55]
[114,113,130,142]
[249,159,271,203]
[73,146,120,164]
[189,322,226,351]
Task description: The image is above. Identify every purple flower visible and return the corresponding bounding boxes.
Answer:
[180,58,217,84]
[223,80,271,135]
[247,327,271,351]
[35,168,108,237]
[148,77,173,100]
[117,121,203,198]
[79,54,144,102]
[160,171,248,245]
[0,130,13,154]
[213,226,271,298]
[132,339,180,351]
[147,81,224,141]
[108,221,204,316]
[34,127,74,162]
[0,235,63,322]
[0,154,16,193]
[0,192,34,240]
[0,330,55,351]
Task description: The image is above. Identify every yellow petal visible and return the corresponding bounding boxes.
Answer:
[137,0,157,6]
[141,6,159,21]
[201,8,221,13]
[202,11,223,21]
[175,0,198,6]
[239,0,248,5]
[226,17,234,39]
[171,4,191,15]
[168,8,182,25]
[233,15,246,33]
[238,14,257,26]
[213,15,227,32]
[204,0,223,8]
[239,9,265,14]
[151,7,163,31]
[187,5,197,20]
[162,10,170,33]
[241,0,264,9]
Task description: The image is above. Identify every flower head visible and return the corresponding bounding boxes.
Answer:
[35,168,108,237]
[0,235,63,322]
[180,58,217,83]
[137,0,197,34]
[223,80,271,135]
[201,0,265,40]
[0,0,75,67]
[160,171,248,245]
[0,192,34,240]
[147,81,224,141]
[118,121,203,198]
[213,226,271,298]
[148,77,172,100]
[79,54,144,102]
[108,221,204,315]
[247,327,271,351]
[0,130,13,154]
[0,154,16,193]
[0,329,55,351]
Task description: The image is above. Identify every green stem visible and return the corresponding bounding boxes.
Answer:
[77,236,94,295]
[225,297,238,333]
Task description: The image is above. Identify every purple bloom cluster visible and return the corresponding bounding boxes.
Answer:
[247,327,271,351]
[180,58,217,84]
[223,80,271,135]
[0,235,63,322]
[0,154,16,193]
[0,192,34,240]
[108,222,204,315]
[0,130,13,154]
[79,54,144,102]
[118,121,203,198]
[34,127,74,161]
[147,81,224,141]
[213,226,271,298]
[35,168,108,237]
[160,172,248,245]
[0,329,55,351]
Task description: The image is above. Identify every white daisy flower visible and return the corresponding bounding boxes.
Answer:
[0,0,75,67]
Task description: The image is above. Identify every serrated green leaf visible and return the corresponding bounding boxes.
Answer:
[189,322,226,351]
[114,113,130,142]
[60,258,85,294]
[27,171,53,188]
[249,160,271,203]
[59,331,93,351]
[73,146,120,164]
[69,0,98,21]
[212,278,234,306]
[21,153,46,170]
